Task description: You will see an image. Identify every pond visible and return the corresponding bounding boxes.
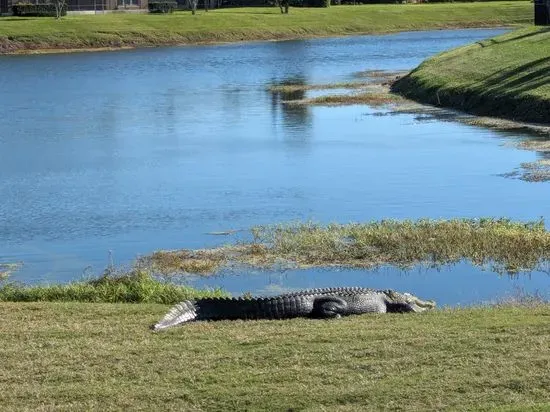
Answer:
[1,28,549,305]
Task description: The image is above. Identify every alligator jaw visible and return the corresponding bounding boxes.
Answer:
[405,293,436,312]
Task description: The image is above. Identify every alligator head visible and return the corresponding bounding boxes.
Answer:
[383,290,436,313]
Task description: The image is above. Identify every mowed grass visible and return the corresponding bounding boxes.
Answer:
[148,218,550,275]
[0,302,549,411]
[392,26,550,123]
[0,2,532,53]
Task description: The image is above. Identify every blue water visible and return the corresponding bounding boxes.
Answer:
[1,28,549,304]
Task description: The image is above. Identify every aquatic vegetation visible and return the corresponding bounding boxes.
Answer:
[501,159,550,182]
[462,117,550,136]
[148,218,550,276]
[147,247,229,275]
[0,263,21,279]
[267,82,366,93]
[288,91,403,106]
[268,76,403,107]
[143,244,270,275]
[519,138,550,152]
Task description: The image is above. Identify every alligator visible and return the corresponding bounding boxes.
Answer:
[151,287,435,331]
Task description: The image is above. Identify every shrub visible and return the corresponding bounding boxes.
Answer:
[12,3,66,16]
[305,0,330,6]
[148,1,177,13]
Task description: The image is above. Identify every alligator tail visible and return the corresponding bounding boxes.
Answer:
[150,300,197,331]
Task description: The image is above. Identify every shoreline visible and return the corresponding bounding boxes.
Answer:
[0,3,531,56]
[391,26,550,125]
[2,23,514,56]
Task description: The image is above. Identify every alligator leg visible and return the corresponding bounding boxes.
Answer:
[311,296,348,318]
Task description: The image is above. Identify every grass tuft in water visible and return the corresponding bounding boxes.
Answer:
[501,159,550,182]
[291,91,403,106]
[267,82,366,93]
[147,249,226,275]
[149,218,550,275]
[0,269,227,304]
[0,263,21,280]
[519,138,550,152]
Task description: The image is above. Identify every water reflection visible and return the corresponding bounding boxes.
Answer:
[269,76,313,136]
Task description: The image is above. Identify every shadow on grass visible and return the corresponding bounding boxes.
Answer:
[482,57,550,96]
[477,27,550,48]
[0,17,35,21]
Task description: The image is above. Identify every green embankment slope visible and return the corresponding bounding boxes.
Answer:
[0,302,549,410]
[0,2,532,54]
[392,27,550,124]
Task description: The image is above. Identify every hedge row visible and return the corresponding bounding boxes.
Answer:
[12,3,66,16]
[148,0,177,12]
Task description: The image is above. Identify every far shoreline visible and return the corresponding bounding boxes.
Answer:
[0,3,531,55]
[2,24,512,56]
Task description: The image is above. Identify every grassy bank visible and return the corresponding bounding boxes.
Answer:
[147,218,550,275]
[0,302,548,410]
[0,270,227,303]
[392,26,550,124]
[0,2,532,54]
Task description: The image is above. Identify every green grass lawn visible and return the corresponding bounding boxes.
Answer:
[0,302,549,411]
[392,26,550,123]
[0,2,532,53]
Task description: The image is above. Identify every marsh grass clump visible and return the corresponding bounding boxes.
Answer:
[462,117,550,135]
[0,269,227,304]
[267,82,366,93]
[0,263,21,280]
[519,138,550,152]
[146,218,550,276]
[286,91,403,107]
[268,77,404,108]
[502,159,550,182]
[252,219,550,273]
[146,248,227,275]
[145,244,271,275]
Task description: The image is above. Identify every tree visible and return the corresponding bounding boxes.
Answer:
[276,0,289,13]
[52,0,68,19]
[188,0,198,14]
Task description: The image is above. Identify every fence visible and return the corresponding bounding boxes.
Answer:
[534,0,550,25]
